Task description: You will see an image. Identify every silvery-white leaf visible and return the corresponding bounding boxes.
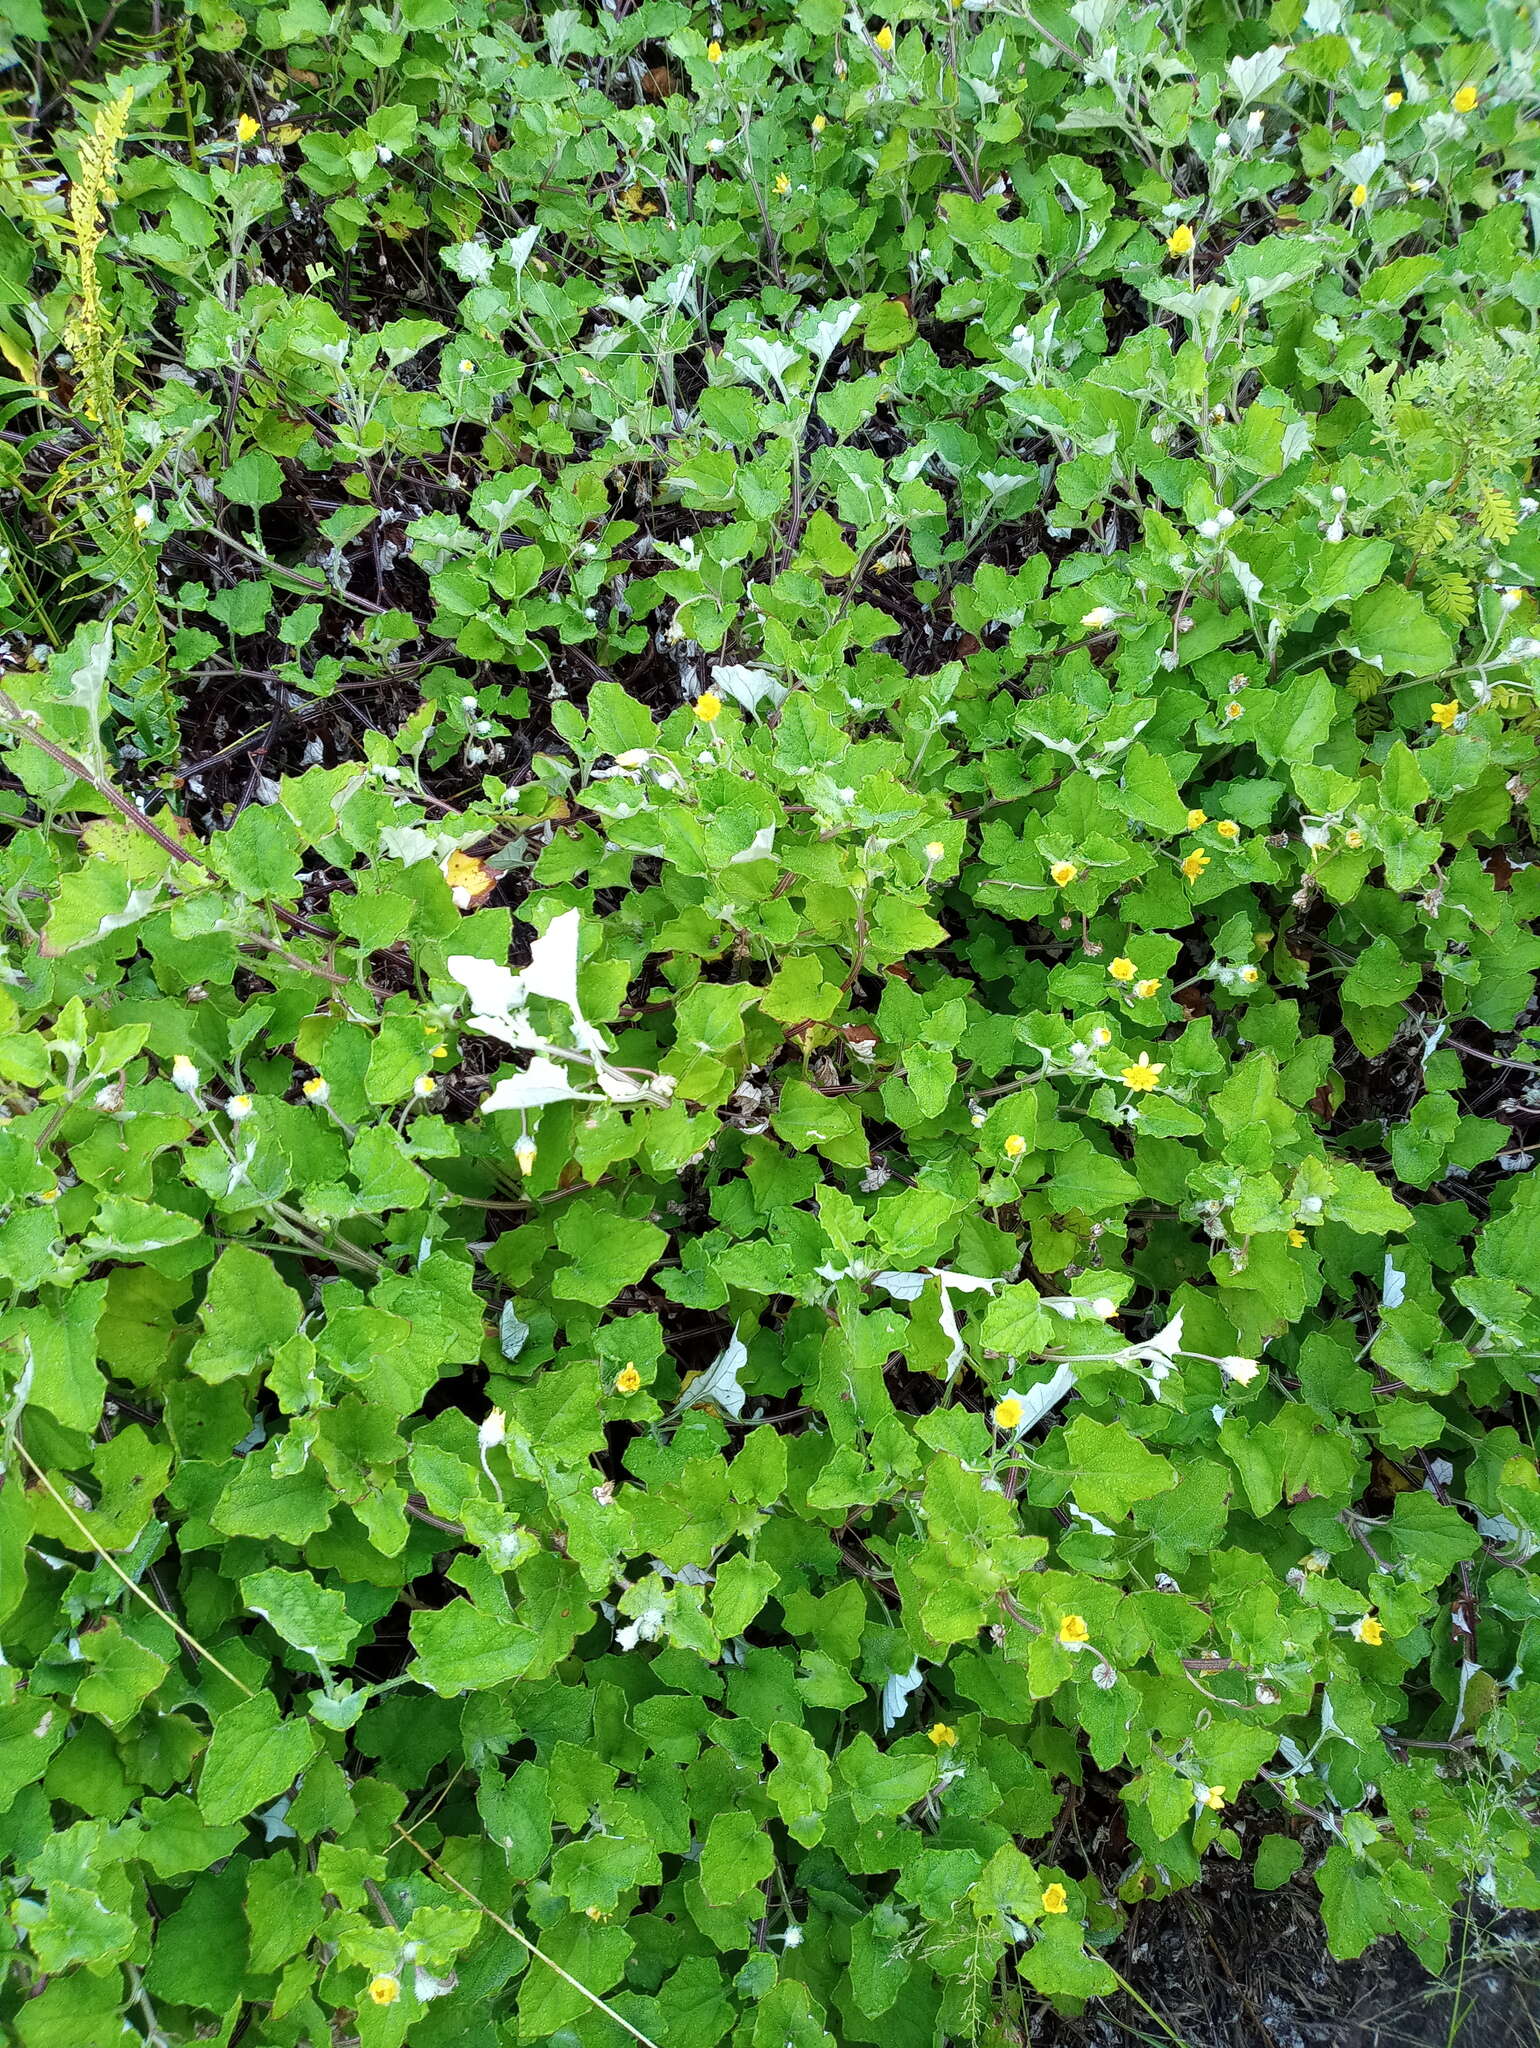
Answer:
[881,1661,925,1731]
[728,334,801,392]
[727,825,778,866]
[711,663,787,713]
[873,1270,927,1300]
[1225,549,1263,604]
[505,224,539,276]
[448,952,526,1022]
[521,907,582,1011]
[499,1303,530,1363]
[1227,45,1287,103]
[672,1329,748,1420]
[798,298,861,363]
[1381,1255,1407,1310]
[481,1057,594,1113]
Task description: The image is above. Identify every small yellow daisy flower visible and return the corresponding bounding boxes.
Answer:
[1239,965,1260,985]
[368,1974,400,2007]
[1430,700,1460,729]
[1120,1054,1164,1092]
[695,691,722,722]
[1384,89,1404,109]
[1451,85,1478,113]
[1166,223,1195,257]
[1181,847,1211,882]
[1134,978,1162,1000]
[1288,1228,1306,1246]
[812,113,828,134]
[774,173,791,195]
[1186,808,1207,829]
[1058,1613,1091,1648]
[1202,1785,1226,1811]
[1215,819,1240,840]
[993,1395,1025,1430]
[1353,1614,1386,1646]
[615,1364,642,1395]
[1003,1132,1027,1159]
[1349,183,1368,208]
[1224,699,1244,720]
[1041,1883,1069,1914]
[928,1722,958,1747]
[1109,957,1137,982]
[874,23,894,50]
[707,38,723,60]
[1050,859,1078,886]
[236,114,260,145]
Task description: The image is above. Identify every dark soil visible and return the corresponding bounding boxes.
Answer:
[1029,1877,1540,2048]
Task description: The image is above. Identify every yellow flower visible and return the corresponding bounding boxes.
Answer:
[1166,223,1195,257]
[707,38,723,61]
[514,1136,538,1175]
[1058,1613,1091,1648]
[369,1975,400,2007]
[1202,1785,1226,1811]
[774,173,791,195]
[928,1722,958,1747]
[615,1364,642,1394]
[924,840,945,861]
[236,114,260,145]
[1215,819,1240,840]
[1186,808,1207,829]
[1041,1883,1069,1915]
[993,1395,1025,1430]
[1134,978,1162,1000]
[302,1076,329,1103]
[1120,1054,1164,1092]
[1349,183,1368,208]
[1002,1132,1027,1160]
[874,23,895,50]
[812,113,828,134]
[1089,1025,1111,1048]
[1353,1614,1386,1646]
[1109,956,1137,982]
[37,1187,59,1204]
[695,691,723,722]
[431,1042,449,1058]
[1430,699,1460,729]
[1224,699,1244,720]
[1452,84,1479,113]
[1050,859,1078,886]
[1288,1228,1306,1247]
[1239,965,1260,985]
[229,1093,254,1118]
[1384,89,1404,109]
[1344,829,1363,849]
[1181,847,1211,883]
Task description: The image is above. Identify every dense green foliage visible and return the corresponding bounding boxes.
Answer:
[2,0,1540,2042]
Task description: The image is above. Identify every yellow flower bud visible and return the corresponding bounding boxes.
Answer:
[1166,223,1195,257]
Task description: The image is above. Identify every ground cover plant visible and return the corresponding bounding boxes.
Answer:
[1,0,1539,2042]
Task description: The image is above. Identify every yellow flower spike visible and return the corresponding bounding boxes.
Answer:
[1349,183,1369,208]
[993,1395,1025,1430]
[1166,223,1195,257]
[1186,807,1207,829]
[1134,978,1162,1000]
[1202,1785,1226,1811]
[1002,1132,1027,1160]
[1181,847,1211,882]
[369,1975,400,2007]
[1430,699,1460,729]
[812,113,827,134]
[1041,1883,1069,1915]
[707,38,723,61]
[1120,1054,1164,1092]
[928,1722,958,1747]
[236,114,260,145]
[1288,1228,1306,1246]
[1058,1613,1091,1648]
[1452,85,1479,113]
[1108,956,1136,982]
[615,1364,642,1395]
[874,23,895,50]
[694,691,722,723]
[1354,1614,1386,1646]
[1215,819,1240,840]
[1050,859,1079,886]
